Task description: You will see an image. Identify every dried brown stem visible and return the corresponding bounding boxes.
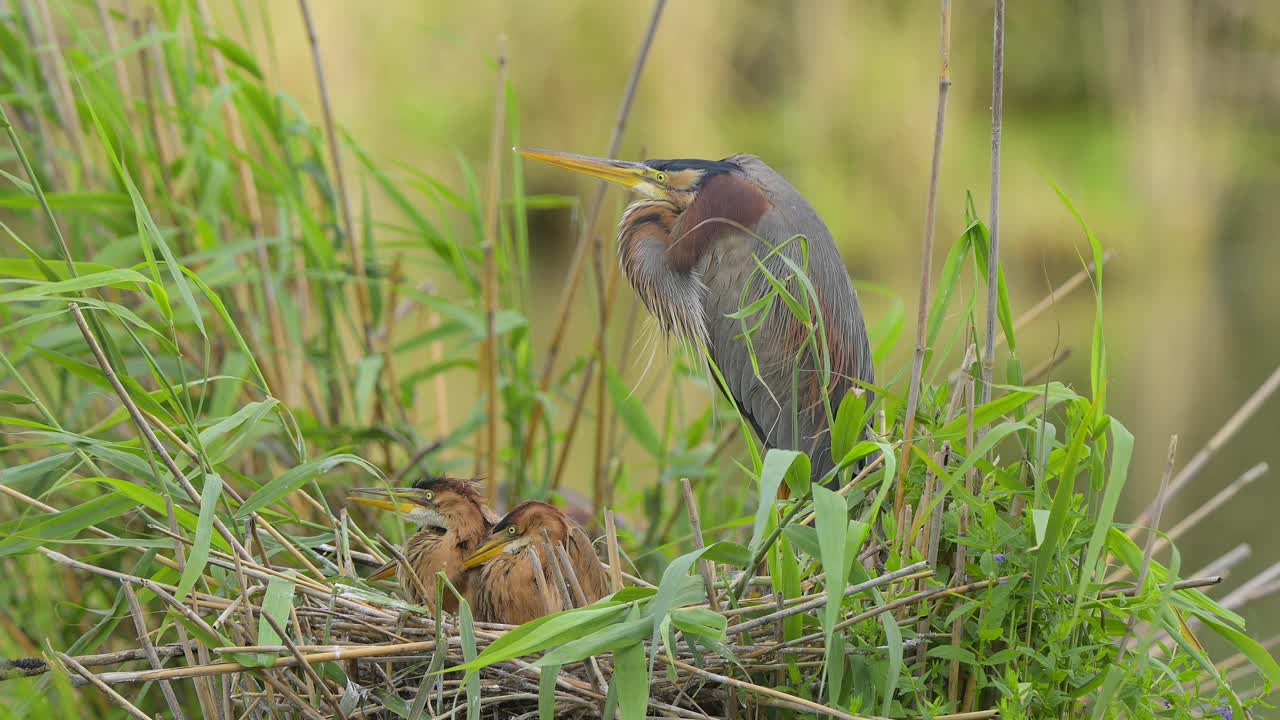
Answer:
[297,0,370,348]
[680,478,720,612]
[896,0,953,519]
[604,510,624,593]
[121,582,186,718]
[730,562,931,636]
[980,0,1006,403]
[56,653,151,720]
[480,40,510,500]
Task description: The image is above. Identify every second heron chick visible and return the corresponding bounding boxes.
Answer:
[348,476,496,613]
[462,500,610,625]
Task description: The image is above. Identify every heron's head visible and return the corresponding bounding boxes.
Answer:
[348,475,485,531]
[462,500,570,569]
[516,148,739,212]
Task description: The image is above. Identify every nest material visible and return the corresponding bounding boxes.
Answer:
[16,537,1228,720]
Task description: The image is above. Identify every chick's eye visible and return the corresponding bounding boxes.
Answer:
[507,526,517,535]
[654,172,667,184]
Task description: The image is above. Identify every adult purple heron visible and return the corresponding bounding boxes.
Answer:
[462,500,609,625]
[347,476,498,613]
[520,148,874,482]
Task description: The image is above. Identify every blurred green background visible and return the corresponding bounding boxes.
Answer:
[241,0,1280,638]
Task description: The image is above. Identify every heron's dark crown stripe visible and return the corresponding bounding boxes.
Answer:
[646,158,740,177]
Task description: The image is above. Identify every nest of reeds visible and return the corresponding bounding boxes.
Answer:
[10,484,1237,720]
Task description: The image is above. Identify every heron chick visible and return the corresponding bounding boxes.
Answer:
[348,476,495,613]
[462,500,609,625]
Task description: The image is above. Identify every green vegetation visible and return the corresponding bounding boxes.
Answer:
[0,2,1276,719]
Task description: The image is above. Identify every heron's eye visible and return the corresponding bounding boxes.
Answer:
[507,526,517,535]
[654,171,667,184]
[424,491,434,501]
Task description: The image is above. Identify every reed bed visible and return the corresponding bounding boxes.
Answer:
[1,2,1279,719]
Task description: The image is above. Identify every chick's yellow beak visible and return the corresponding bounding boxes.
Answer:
[463,535,514,570]
[347,488,419,515]
[516,147,648,188]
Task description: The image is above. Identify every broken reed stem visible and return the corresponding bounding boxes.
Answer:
[518,0,667,473]
[896,0,953,520]
[525,546,557,617]
[680,478,720,612]
[980,0,1006,404]
[604,510,624,593]
[1132,363,1280,531]
[297,0,370,350]
[259,609,346,719]
[480,41,509,501]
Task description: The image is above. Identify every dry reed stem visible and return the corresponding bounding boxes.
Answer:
[661,657,863,720]
[551,356,597,489]
[604,510,624,593]
[753,576,1006,659]
[1025,346,1072,384]
[980,0,1006,403]
[680,478,720,612]
[296,0,368,345]
[56,652,151,720]
[479,40,509,499]
[1117,434,1177,654]
[31,0,94,190]
[519,0,667,471]
[947,503,969,704]
[1108,462,1266,584]
[729,562,930,636]
[896,0,953,520]
[589,180,614,521]
[121,581,186,718]
[799,452,887,527]
[1131,363,1280,531]
[69,306,254,562]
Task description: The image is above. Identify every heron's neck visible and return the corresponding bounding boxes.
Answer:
[617,199,709,349]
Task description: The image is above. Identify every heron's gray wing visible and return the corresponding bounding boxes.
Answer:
[699,161,872,481]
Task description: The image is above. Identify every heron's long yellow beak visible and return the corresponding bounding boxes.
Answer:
[463,535,514,569]
[516,147,647,188]
[347,488,419,515]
